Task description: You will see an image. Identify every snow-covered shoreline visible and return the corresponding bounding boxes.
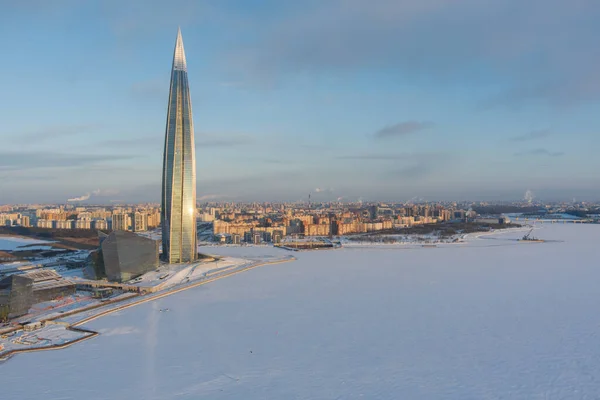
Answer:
[0,254,294,361]
[341,225,531,248]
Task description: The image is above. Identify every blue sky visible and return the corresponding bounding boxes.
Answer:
[1,0,600,204]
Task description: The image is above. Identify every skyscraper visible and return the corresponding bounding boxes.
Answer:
[161,28,197,263]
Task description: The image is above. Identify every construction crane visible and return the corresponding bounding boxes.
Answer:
[520,228,543,242]
[522,228,534,240]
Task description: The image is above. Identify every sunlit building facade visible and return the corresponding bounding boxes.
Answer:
[161,28,197,263]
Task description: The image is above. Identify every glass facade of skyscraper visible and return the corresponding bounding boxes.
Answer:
[161,29,197,263]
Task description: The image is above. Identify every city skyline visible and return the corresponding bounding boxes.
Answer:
[1,1,600,203]
[161,29,197,263]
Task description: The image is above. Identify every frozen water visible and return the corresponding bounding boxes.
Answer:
[2,224,600,399]
[0,236,53,251]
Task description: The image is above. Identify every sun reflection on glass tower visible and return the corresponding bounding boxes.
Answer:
[161,28,197,263]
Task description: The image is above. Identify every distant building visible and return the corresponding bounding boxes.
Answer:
[286,220,304,235]
[17,216,30,227]
[132,212,148,232]
[0,275,33,318]
[100,231,159,282]
[112,213,130,231]
[252,232,261,245]
[147,211,161,228]
[75,219,91,229]
[93,219,108,230]
[214,233,229,243]
[368,205,378,219]
[475,217,506,225]
[54,220,74,229]
[453,210,466,220]
[0,270,76,319]
[231,233,241,245]
[272,230,283,244]
[262,231,272,243]
[24,270,76,303]
[304,223,331,236]
[198,213,215,222]
[36,219,52,228]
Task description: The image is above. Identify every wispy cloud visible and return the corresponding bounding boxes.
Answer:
[97,133,257,149]
[336,151,456,181]
[513,148,564,157]
[224,0,600,105]
[67,193,91,202]
[198,194,232,201]
[196,135,256,148]
[17,124,103,141]
[100,0,212,39]
[510,129,552,142]
[95,136,162,148]
[373,121,433,140]
[260,158,286,164]
[387,164,435,180]
[0,152,137,170]
[68,189,120,202]
[336,153,430,161]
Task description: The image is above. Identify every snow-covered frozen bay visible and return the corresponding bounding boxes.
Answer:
[2,224,600,399]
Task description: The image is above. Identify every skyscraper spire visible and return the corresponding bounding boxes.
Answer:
[173,27,187,72]
[161,28,197,263]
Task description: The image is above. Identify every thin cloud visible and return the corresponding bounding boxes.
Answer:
[198,194,232,201]
[314,187,334,193]
[388,164,434,180]
[96,136,162,147]
[336,153,432,161]
[373,121,433,140]
[0,152,137,170]
[513,148,564,157]
[224,0,600,105]
[196,135,256,148]
[18,124,103,141]
[67,193,91,202]
[385,153,457,180]
[97,133,256,149]
[510,129,552,142]
[260,158,286,164]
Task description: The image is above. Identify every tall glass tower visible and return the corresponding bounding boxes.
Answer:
[161,28,197,263]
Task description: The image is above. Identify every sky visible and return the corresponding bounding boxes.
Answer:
[1,0,600,204]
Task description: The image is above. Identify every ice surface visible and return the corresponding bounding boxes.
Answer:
[0,236,53,251]
[2,224,600,399]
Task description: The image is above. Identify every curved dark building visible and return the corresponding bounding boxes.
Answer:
[161,28,197,263]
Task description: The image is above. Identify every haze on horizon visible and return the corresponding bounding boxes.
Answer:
[1,0,599,204]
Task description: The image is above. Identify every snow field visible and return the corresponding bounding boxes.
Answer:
[2,224,600,399]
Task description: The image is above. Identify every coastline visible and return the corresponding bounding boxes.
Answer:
[0,256,295,362]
